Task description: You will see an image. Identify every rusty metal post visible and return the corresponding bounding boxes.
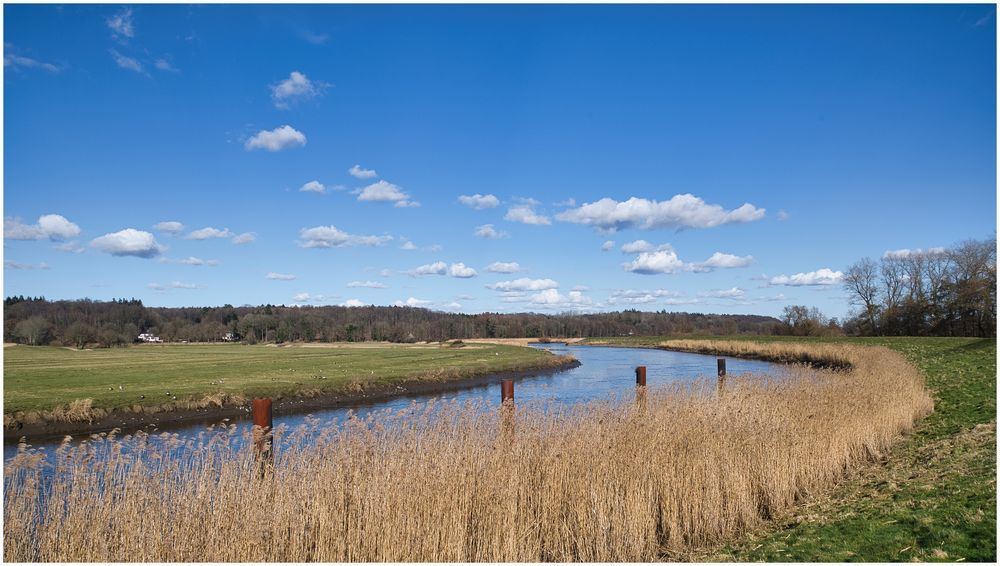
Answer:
[251,398,273,473]
[717,358,727,392]
[635,366,647,414]
[500,379,514,440]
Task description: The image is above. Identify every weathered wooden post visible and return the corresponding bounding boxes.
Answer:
[717,358,727,392]
[635,366,648,413]
[251,398,273,474]
[500,379,515,439]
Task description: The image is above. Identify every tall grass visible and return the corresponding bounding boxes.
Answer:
[4,342,933,561]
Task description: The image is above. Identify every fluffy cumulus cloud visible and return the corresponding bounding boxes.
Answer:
[607,289,680,304]
[769,268,844,286]
[699,252,755,269]
[699,287,746,299]
[504,204,551,225]
[475,224,508,239]
[527,289,594,310]
[4,214,81,241]
[298,225,392,249]
[486,261,523,273]
[271,71,327,109]
[300,180,326,193]
[266,272,297,281]
[411,261,447,276]
[623,247,685,274]
[556,194,765,232]
[883,247,946,259]
[620,240,656,254]
[601,240,615,252]
[394,297,431,307]
[488,278,559,292]
[90,228,164,258]
[185,227,232,240]
[448,263,477,278]
[153,221,184,234]
[347,280,387,289]
[458,194,500,210]
[341,299,368,307]
[244,125,306,152]
[353,180,418,208]
[348,165,377,179]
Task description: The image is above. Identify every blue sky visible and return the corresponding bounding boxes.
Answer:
[3,4,996,319]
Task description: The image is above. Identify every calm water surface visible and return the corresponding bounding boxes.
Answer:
[3,344,781,463]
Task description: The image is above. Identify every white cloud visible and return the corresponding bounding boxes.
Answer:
[504,204,551,225]
[400,241,418,251]
[90,229,164,258]
[353,180,418,207]
[601,240,615,252]
[342,299,368,308]
[556,194,766,232]
[56,241,85,254]
[442,302,463,310]
[776,210,790,221]
[488,278,559,292]
[486,261,523,273]
[154,58,179,73]
[379,269,393,277]
[699,252,754,269]
[153,221,184,234]
[244,125,306,152]
[106,8,135,39]
[411,261,447,276]
[555,198,577,207]
[620,239,656,254]
[458,194,500,210]
[147,283,165,291]
[699,287,746,299]
[167,256,220,267]
[475,224,508,239]
[623,248,685,274]
[185,227,232,240]
[348,165,377,179]
[109,49,144,74]
[4,53,60,73]
[4,260,49,270]
[527,289,594,310]
[769,268,844,286]
[169,281,199,290]
[347,280,387,288]
[883,247,946,259]
[4,214,80,241]
[271,71,327,109]
[298,225,393,249]
[300,180,326,193]
[266,272,297,281]
[232,232,256,245]
[394,297,431,307]
[292,292,312,303]
[607,289,680,304]
[448,263,478,278]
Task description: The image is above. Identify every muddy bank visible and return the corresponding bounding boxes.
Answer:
[4,357,580,442]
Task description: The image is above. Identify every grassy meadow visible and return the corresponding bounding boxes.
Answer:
[2,342,563,418]
[585,335,997,562]
[5,339,937,561]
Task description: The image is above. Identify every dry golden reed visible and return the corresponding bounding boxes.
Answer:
[4,342,932,562]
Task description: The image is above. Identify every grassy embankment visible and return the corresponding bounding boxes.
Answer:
[5,339,935,561]
[585,335,997,562]
[2,342,572,426]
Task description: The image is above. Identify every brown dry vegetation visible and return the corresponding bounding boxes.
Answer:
[4,342,933,561]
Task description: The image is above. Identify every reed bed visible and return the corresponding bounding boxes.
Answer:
[4,342,933,562]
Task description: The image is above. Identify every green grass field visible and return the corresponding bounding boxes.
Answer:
[585,335,996,562]
[2,342,556,414]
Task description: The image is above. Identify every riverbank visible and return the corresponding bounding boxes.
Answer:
[3,342,577,440]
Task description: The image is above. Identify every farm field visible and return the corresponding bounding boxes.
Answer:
[2,342,562,415]
[585,335,997,562]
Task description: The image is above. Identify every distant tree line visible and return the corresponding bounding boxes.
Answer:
[842,237,996,337]
[3,296,784,347]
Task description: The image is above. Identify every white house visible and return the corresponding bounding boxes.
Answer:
[137,333,163,343]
